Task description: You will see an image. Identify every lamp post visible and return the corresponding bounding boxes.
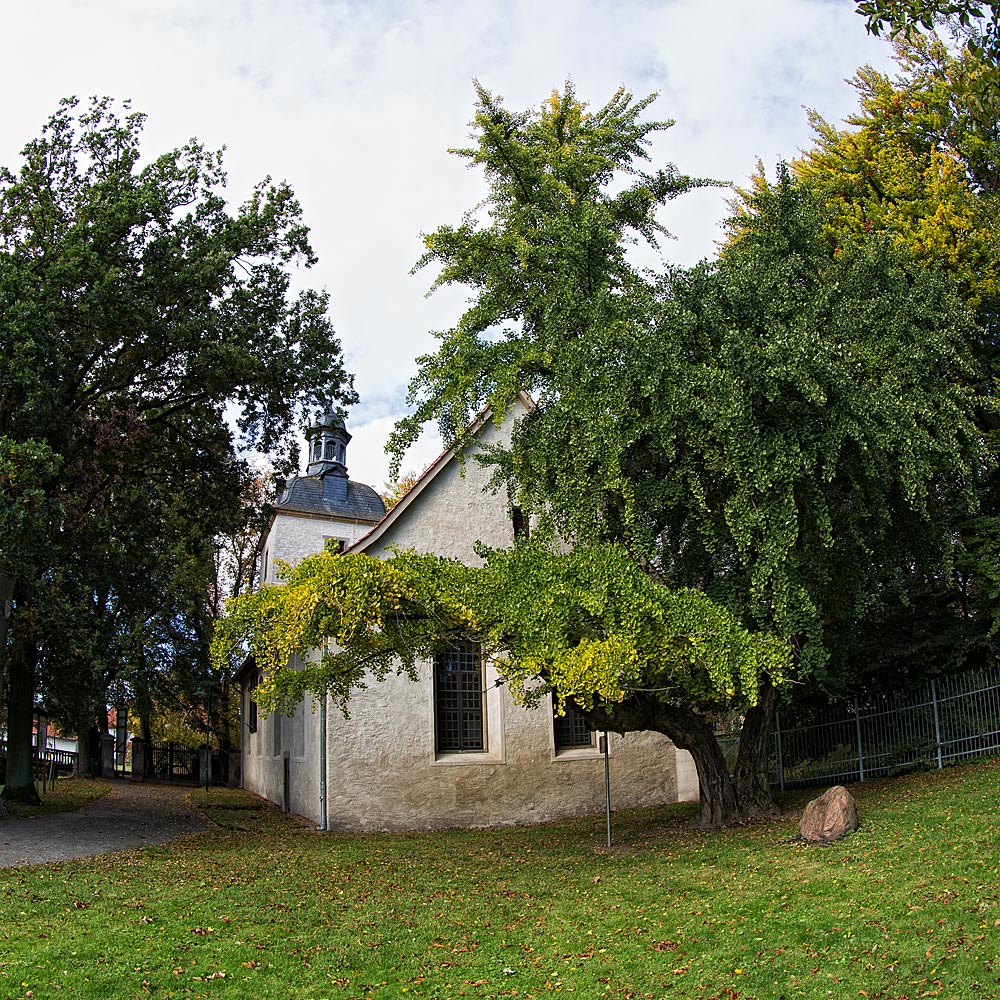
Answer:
[196,683,212,792]
[204,682,212,792]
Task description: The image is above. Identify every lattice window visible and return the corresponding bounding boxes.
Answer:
[435,643,485,752]
[554,704,594,750]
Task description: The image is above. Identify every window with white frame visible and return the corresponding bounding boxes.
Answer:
[434,643,485,752]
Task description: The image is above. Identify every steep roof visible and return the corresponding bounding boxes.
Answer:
[274,475,386,523]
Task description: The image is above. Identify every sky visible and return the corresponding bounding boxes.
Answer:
[1,0,898,491]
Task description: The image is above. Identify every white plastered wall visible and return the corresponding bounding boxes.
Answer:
[259,511,372,586]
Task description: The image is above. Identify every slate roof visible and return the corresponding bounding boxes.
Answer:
[274,475,386,522]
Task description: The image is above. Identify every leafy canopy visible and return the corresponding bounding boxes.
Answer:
[212,542,789,719]
[791,35,999,329]
[783,33,1000,680]
[857,0,1000,59]
[0,96,355,747]
[389,81,714,468]
[392,84,986,677]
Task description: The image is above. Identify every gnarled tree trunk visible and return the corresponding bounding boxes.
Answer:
[733,680,779,817]
[585,693,741,828]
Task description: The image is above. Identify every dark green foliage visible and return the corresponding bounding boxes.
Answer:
[857,0,1000,59]
[389,81,714,469]
[384,83,987,823]
[791,34,1000,690]
[0,97,354,798]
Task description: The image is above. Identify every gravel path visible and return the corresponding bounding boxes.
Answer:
[0,780,211,868]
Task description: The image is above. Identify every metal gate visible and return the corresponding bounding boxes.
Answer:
[146,742,200,782]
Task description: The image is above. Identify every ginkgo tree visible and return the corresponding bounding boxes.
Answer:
[388,84,985,815]
[218,82,986,829]
[781,32,1000,685]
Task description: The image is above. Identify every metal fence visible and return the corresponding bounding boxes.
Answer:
[718,664,1000,790]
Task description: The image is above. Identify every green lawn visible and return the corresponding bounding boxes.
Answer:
[0,761,998,1000]
[0,777,110,817]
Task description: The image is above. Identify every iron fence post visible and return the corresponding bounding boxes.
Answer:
[775,710,785,792]
[855,699,865,783]
[931,678,943,770]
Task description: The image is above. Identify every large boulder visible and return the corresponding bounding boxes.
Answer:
[799,785,859,843]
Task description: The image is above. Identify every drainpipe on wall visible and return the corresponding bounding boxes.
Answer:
[318,692,328,831]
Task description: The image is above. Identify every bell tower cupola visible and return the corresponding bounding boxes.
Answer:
[305,411,351,479]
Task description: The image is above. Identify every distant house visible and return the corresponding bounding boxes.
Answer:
[237,396,698,831]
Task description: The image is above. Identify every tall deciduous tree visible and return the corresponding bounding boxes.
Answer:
[856,0,1000,59]
[0,97,355,802]
[386,85,986,822]
[792,35,999,337]
[786,34,1000,686]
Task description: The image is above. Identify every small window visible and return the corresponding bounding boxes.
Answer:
[435,643,485,752]
[312,440,322,461]
[324,438,335,461]
[512,505,529,541]
[554,703,595,751]
[323,536,346,554]
[247,676,259,734]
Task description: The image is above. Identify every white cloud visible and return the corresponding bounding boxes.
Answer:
[2,0,896,488]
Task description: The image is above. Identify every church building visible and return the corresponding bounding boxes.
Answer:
[237,396,699,831]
